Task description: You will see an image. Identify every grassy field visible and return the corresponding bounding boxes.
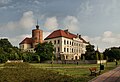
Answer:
[0,61,119,82]
[31,62,119,81]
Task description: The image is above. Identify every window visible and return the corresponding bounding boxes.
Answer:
[74,43,76,46]
[67,48,69,52]
[58,47,60,52]
[72,48,73,52]
[22,45,24,49]
[54,40,56,44]
[72,42,73,46]
[70,41,71,45]
[64,40,66,45]
[66,56,68,59]
[64,48,66,52]
[67,41,69,44]
[75,56,77,60]
[54,48,56,52]
[50,41,52,43]
[77,43,78,46]
[58,40,60,44]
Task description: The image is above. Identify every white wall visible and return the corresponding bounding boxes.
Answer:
[20,44,32,50]
[45,36,87,60]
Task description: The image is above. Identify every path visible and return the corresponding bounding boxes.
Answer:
[89,66,120,82]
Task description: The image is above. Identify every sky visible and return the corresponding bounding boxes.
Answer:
[0,0,120,52]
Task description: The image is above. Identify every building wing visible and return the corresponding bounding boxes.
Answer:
[44,29,88,43]
[19,37,33,45]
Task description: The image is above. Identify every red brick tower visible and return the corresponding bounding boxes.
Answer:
[32,24,43,47]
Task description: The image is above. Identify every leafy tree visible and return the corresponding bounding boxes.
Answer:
[0,38,24,63]
[103,47,120,61]
[0,38,12,48]
[96,52,99,60]
[31,54,40,63]
[0,53,7,63]
[84,44,96,60]
[35,42,54,62]
[0,38,55,63]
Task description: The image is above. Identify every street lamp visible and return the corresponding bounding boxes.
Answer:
[97,46,104,71]
[98,52,104,71]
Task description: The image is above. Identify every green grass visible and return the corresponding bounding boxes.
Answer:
[0,61,119,82]
[31,61,120,81]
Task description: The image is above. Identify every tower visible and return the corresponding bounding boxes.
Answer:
[32,22,43,47]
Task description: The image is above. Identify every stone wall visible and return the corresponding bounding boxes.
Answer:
[44,60,107,64]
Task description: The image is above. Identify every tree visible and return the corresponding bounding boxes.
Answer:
[84,44,96,60]
[0,53,7,63]
[0,38,12,48]
[103,47,120,61]
[35,42,54,62]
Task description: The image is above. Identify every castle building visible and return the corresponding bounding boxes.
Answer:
[19,24,43,52]
[44,29,89,60]
[19,24,89,60]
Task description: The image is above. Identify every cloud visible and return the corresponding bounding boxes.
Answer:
[34,0,40,4]
[63,16,79,32]
[19,11,35,29]
[0,11,35,30]
[0,0,12,4]
[101,31,120,44]
[44,17,58,30]
[100,0,119,16]
[103,31,112,38]
[0,11,35,46]
[9,34,31,46]
[83,31,120,52]
[78,0,93,16]
[0,34,31,47]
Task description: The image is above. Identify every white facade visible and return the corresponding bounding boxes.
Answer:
[45,36,88,60]
[19,44,35,52]
[20,44,31,50]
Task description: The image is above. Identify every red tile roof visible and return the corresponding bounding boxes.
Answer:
[19,37,33,44]
[44,29,88,44]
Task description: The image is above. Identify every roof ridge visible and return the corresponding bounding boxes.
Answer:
[19,37,32,44]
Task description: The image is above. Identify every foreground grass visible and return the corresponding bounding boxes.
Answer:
[0,63,91,82]
[31,61,120,81]
[0,61,119,82]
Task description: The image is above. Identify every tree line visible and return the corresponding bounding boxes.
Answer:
[0,38,54,63]
[0,38,120,63]
[82,44,120,62]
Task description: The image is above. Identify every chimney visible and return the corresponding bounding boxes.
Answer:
[64,29,69,35]
[77,34,79,38]
[79,35,81,38]
[64,29,68,32]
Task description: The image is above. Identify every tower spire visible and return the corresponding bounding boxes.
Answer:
[37,19,38,25]
[97,45,99,51]
[36,19,39,29]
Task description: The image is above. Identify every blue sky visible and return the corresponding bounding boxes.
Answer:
[0,0,120,51]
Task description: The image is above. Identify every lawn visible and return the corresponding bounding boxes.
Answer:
[31,61,119,81]
[0,61,119,82]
